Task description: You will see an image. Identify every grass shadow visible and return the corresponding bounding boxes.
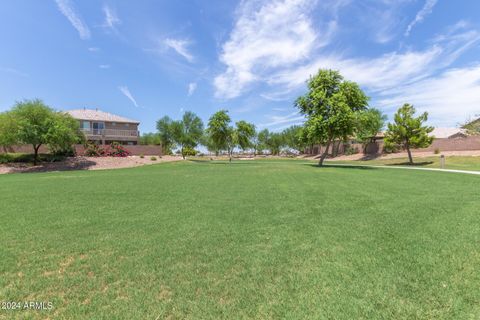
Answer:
[387,161,434,167]
[303,163,377,170]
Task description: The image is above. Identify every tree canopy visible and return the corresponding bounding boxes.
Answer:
[295,69,369,165]
[356,108,387,144]
[170,111,204,159]
[384,103,434,164]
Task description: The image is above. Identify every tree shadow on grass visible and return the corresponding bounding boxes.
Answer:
[386,161,434,167]
[303,163,377,170]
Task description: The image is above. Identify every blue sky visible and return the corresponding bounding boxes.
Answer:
[1,0,480,133]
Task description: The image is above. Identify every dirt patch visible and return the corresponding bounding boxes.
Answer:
[0,155,183,174]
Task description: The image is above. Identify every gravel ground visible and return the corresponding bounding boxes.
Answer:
[0,155,183,174]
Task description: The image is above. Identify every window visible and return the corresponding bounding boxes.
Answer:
[112,122,116,126]
[125,123,130,127]
[82,121,90,130]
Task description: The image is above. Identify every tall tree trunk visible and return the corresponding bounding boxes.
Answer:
[406,143,413,164]
[318,141,331,166]
[33,144,41,166]
[181,146,185,160]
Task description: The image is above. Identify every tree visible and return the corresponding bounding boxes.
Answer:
[295,69,369,165]
[256,129,270,155]
[156,116,175,154]
[10,99,57,165]
[170,111,204,159]
[282,125,307,154]
[356,108,387,151]
[139,132,161,146]
[45,112,84,156]
[0,112,19,152]
[235,120,255,153]
[384,103,434,164]
[206,110,233,160]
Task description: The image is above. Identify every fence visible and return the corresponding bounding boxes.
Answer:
[304,136,480,156]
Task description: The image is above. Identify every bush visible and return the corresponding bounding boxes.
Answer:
[0,153,65,164]
[106,142,130,157]
[83,143,105,157]
[345,146,359,156]
[182,147,197,157]
[434,148,440,154]
[83,142,130,157]
[150,156,157,161]
[139,154,144,158]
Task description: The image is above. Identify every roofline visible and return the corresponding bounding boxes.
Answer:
[64,109,140,124]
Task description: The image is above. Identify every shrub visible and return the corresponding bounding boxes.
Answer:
[345,146,359,156]
[150,156,157,161]
[434,148,440,154]
[106,142,130,157]
[83,143,104,157]
[139,154,144,158]
[182,146,197,157]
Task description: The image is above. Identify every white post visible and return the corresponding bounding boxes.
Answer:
[440,154,445,169]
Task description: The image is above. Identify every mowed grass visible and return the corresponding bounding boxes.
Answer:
[1,160,479,319]
[328,155,480,171]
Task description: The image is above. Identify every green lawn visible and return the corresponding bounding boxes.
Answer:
[1,160,479,319]
[328,155,480,171]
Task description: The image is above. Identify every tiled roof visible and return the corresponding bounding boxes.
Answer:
[430,127,467,138]
[66,109,139,124]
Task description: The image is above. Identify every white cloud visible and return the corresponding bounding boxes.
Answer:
[99,64,110,69]
[214,0,321,99]
[103,5,121,30]
[164,38,194,62]
[259,111,305,129]
[88,47,100,52]
[55,0,90,40]
[376,64,480,126]
[118,86,139,108]
[0,67,29,78]
[187,82,197,96]
[405,0,438,36]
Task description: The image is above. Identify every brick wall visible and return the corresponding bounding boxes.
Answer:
[304,136,480,155]
[1,144,163,156]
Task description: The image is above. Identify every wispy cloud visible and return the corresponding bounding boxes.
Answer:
[164,38,194,62]
[376,64,480,126]
[214,0,321,99]
[99,64,110,69]
[259,111,305,130]
[118,86,139,108]
[405,0,438,36]
[54,0,90,40]
[102,5,121,30]
[88,47,100,52]
[0,67,29,78]
[187,82,197,96]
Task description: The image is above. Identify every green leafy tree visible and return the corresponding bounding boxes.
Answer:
[140,132,162,146]
[156,116,176,154]
[207,110,233,160]
[356,108,387,151]
[10,99,56,164]
[46,112,84,156]
[295,69,369,165]
[235,120,255,153]
[256,129,270,155]
[384,103,434,164]
[0,112,19,152]
[170,111,204,159]
[282,125,307,153]
[266,132,285,155]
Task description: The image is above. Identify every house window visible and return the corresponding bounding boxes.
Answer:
[125,123,129,127]
[82,121,90,130]
[112,122,116,126]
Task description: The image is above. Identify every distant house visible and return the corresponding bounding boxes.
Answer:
[66,108,140,145]
[430,127,468,139]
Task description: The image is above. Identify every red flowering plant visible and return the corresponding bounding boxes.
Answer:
[105,142,131,157]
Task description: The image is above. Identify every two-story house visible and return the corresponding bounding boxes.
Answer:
[67,108,140,145]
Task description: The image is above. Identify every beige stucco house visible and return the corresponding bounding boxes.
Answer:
[66,108,140,145]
